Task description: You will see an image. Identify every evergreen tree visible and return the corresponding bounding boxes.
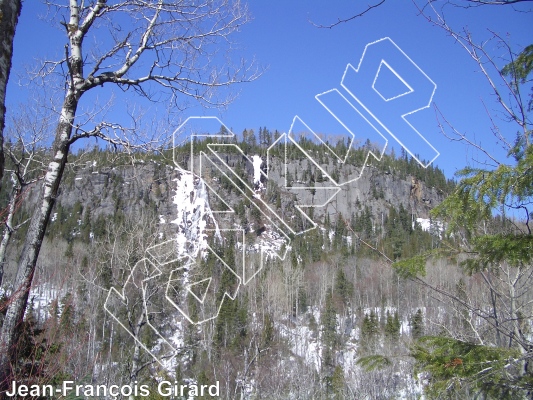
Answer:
[334,269,353,307]
[393,44,533,398]
[361,310,380,352]
[384,310,401,341]
[321,292,338,370]
[411,309,424,340]
[330,365,345,398]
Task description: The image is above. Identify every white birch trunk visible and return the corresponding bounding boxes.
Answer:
[0,1,82,387]
[0,98,77,389]
[0,176,20,287]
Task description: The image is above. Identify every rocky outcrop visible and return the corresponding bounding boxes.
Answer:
[42,154,444,232]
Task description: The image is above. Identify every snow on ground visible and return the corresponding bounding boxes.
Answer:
[279,307,322,372]
[171,170,221,257]
[26,283,61,322]
[251,155,265,198]
[154,319,187,373]
[249,224,287,259]
[415,218,444,237]
[278,306,425,397]
[251,155,263,187]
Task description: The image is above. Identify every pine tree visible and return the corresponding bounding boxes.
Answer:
[321,292,338,370]
[361,310,380,353]
[385,310,401,341]
[330,365,345,398]
[411,309,424,339]
[334,269,353,307]
[395,44,533,398]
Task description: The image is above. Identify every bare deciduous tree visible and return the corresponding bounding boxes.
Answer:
[0,0,259,390]
[0,103,53,288]
[349,1,533,395]
[311,0,533,29]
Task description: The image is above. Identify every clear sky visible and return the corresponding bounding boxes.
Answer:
[6,1,533,178]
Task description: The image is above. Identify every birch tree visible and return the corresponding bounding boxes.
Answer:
[0,0,258,390]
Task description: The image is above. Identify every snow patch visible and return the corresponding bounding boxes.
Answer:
[251,155,263,186]
[415,218,444,237]
[251,155,265,198]
[171,170,221,258]
[248,224,287,259]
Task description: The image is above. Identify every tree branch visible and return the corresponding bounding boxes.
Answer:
[310,0,387,29]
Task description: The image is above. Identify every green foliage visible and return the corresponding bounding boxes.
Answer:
[321,292,338,348]
[321,292,339,369]
[463,234,533,272]
[214,267,248,350]
[501,44,533,86]
[408,48,533,398]
[334,269,353,306]
[360,310,381,354]
[378,204,437,261]
[356,355,392,372]
[392,253,428,278]
[432,147,533,238]
[384,311,401,341]
[59,293,75,332]
[411,309,424,340]
[12,296,88,390]
[411,336,524,399]
[330,365,345,398]
[261,314,275,347]
[361,310,380,338]
[392,246,454,278]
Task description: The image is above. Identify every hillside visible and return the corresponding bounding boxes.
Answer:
[0,140,460,398]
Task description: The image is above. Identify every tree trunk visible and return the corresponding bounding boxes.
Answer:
[0,96,77,392]
[0,178,20,287]
[0,2,85,390]
[0,0,23,189]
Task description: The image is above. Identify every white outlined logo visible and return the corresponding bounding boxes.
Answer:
[104,37,439,368]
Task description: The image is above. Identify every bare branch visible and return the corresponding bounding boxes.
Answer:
[310,0,387,29]
[434,103,502,166]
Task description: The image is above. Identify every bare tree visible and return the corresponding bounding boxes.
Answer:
[0,103,53,288]
[310,0,386,29]
[0,0,259,390]
[96,212,178,397]
[349,1,533,395]
[0,0,23,189]
[311,0,533,29]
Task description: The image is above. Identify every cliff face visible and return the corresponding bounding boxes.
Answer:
[58,161,180,221]
[3,150,446,289]
[48,154,444,230]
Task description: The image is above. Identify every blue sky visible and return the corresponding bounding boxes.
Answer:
[6,1,533,178]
